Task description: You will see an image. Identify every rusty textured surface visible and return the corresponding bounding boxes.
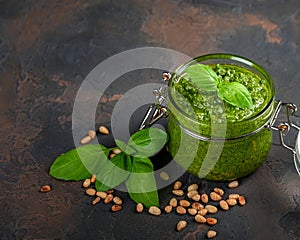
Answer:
[0,0,299,239]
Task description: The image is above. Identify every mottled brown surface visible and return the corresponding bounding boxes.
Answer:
[0,0,299,239]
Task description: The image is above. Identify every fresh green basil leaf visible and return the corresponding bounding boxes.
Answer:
[125,157,159,208]
[185,64,219,91]
[127,128,168,158]
[95,152,132,191]
[219,82,254,109]
[49,144,110,181]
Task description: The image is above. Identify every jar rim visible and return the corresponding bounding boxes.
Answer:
[168,53,275,127]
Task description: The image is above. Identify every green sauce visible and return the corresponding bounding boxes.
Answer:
[167,63,275,181]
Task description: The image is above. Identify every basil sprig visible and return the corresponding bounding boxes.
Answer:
[184,64,254,109]
[49,127,168,208]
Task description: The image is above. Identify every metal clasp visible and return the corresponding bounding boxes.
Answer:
[268,101,300,175]
[138,72,171,130]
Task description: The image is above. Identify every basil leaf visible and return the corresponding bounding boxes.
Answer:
[219,82,254,109]
[127,128,168,158]
[115,139,136,155]
[95,152,132,191]
[185,64,219,91]
[125,157,159,208]
[49,144,110,181]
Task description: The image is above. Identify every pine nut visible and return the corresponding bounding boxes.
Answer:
[160,171,170,181]
[112,148,122,154]
[173,181,182,190]
[96,191,107,199]
[88,130,96,139]
[83,179,91,188]
[92,197,101,205]
[187,208,198,216]
[165,205,172,213]
[177,220,187,231]
[238,196,246,206]
[198,208,208,216]
[206,217,218,225]
[40,185,51,193]
[111,205,122,212]
[228,180,239,188]
[176,206,186,215]
[192,202,204,211]
[210,192,222,201]
[148,206,161,216]
[207,230,217,238]
[106,189,114,194]
[109,153,116,159]
[187,190,198,198]
[104,194,113,203]
[195,214,206,223]
[179,200,190,207]
[191,194,201,201]
[213,187,224,196]
[99,126,109,135]
[219,200,229,210]
[228,194,240,200]
[201,193,209,203]
[113,196,122,205]
[205,205,218,214]
[81,136,91,144]
[172,189,184,196]
[90,174,96,183]
[136,203,143,213]
[169,197,178,207]
[86,188,96,196]
[187,183,198,191]
[226,198,237,206]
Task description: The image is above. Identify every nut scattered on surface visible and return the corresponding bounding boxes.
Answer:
[99,126,109,135]
[191,194,201,201]
[176,206,187,215]
[198,208,208,216]
[109,153,116,159]
[136,203,144,213]
[213,187,224,196]
[165,205,172,213]
[192,202,204,211]
[90,174,96,184]
[206,217,218,225]
[177,220,187,231]
[88,130,96,139]
[219,200,229,210]
[113,196,123,205]
[148,206,161,216]
[205,205,218,214]
[92,197,101,205]
[160,171,170,181]
[228,180,239,188]
[86,188,96,196]
[172,189,184,196]
[173,181,182,190]
[207,230,217,238]
[83,179,91,188]
[96,191,107,199]
[226,198,237,206]
[112,148,122,154]
[169,197,178,207]
[210,192,222,201]
[104,194,114,203]
[187,208,198,216]
[238,196,246,206]
[106,189,114,194]
[179,200,190,207]
[187,183,198,192]
[201,193,209,203]
[195,214,206,223]
[40,185,51,193]
[228,193,240,200]
[81,136,91,144]
[111,205,122,212]
[187,190,198,199]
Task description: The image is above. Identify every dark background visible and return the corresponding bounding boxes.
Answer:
[0,0,299,239]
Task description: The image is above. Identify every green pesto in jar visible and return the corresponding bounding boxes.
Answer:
[167,63,275,181]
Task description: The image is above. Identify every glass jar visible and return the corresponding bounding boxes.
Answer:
[167,53,276,181]
[139,53,300,181]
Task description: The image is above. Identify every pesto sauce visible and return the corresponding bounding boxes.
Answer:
[167,63,274,181]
